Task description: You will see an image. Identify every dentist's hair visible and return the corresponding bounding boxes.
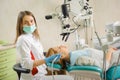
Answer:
[15,11,40,43]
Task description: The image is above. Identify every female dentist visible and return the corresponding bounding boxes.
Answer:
[14,11,60,80]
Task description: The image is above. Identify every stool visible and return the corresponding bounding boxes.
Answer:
[13,63,30,80]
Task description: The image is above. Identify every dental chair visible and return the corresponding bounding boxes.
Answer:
[67,65,102,80]
[47,62,103,80]
[106,65,120,80]
[106,52,120,80]
[13,63,30,80]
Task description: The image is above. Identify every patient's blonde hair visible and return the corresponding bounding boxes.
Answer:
[46,48,59,57]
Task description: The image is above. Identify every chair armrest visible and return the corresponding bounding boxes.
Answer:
[67,65,102,73]
[106,65,120,80]
[13,63,30,73]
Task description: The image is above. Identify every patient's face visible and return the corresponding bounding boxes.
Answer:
[52,45,69,59]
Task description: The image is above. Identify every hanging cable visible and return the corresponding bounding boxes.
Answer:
[93,20,107,80]
[51,55,61,80]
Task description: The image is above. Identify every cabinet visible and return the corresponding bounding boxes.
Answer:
[0,45,17,80]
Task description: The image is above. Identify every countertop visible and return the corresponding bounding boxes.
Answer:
[0,44,15,51]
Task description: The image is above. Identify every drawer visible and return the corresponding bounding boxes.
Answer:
[0,53,16,60]
[0,55,16,66]
[2,75,17,80]
[0,48,15,58]
[0,64,13,72]
[0,58,7,64]
[0,61,16,70]
[0,51,7,57]
[0,72,7,80]
[0,65,16,74]
[0,65,8,72]
[0,70,17,80]
[0,65,15,73]
[0,48,16,80]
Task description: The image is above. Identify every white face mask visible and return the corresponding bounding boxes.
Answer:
[23,25,36,34]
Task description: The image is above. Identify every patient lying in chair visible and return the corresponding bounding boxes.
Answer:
[46,45,116,72]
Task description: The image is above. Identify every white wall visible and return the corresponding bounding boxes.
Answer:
[0,0,120,51]
[93,0,120,34]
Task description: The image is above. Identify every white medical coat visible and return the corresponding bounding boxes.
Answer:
[16,34,47,80]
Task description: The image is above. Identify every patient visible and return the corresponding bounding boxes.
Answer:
[46,45,116,70]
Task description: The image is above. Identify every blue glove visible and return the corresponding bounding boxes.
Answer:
[44,54,61,63]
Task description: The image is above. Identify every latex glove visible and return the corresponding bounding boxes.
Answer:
[44,54,61,63]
